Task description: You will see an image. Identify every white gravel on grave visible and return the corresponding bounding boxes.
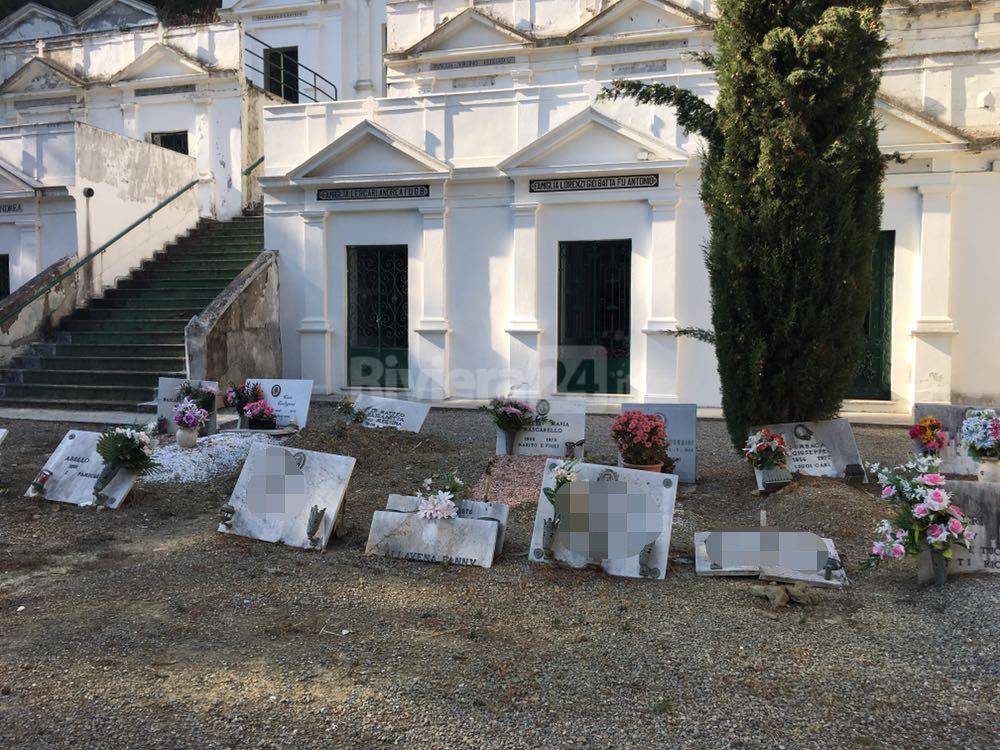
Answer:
[142,431,281,485]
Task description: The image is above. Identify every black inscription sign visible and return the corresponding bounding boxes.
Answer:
[529,174,659,193]
[430,56,515,71]
[0,203,22,213]
[317,185,430,201]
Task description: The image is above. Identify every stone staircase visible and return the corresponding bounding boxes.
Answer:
[0,215,263,412]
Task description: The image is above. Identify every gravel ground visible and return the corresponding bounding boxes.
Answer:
[0,405,997,749]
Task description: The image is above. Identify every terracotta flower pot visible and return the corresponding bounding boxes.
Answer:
[623,461,664,473]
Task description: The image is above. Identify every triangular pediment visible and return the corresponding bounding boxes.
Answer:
[288,120,451,182]
[571,0,711,39]
[0,157,43,197]
[111,43,209,83]
[499,107,687,173]
[876,96,967,150]
[0,3,75,43]
[0,57,85,95]
[405,9,532,56]
[77,0,158,32]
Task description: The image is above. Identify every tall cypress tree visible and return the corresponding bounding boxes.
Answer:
[606,1,888,449]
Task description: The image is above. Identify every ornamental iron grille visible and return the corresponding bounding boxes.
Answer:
[848,230,895,400]
[557,240,631,394]
[347,245,409,388]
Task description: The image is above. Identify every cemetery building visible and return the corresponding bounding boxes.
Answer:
[0,0,386,297]
[261,0,1000,411]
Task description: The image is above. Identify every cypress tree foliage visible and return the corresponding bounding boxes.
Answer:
[605,0,888,449]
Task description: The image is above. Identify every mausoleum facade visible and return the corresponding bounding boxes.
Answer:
[257,0,1000,410]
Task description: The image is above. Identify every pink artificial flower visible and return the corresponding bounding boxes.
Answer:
[963,527,977,542]
[890,543,906,559]
[895,529,907,541]
[920,473,947,487]
[926,524,949,543]
[924,488,951,512]
[947,504,964,519]
[871,541,887,558]
[913,503,930,519]
[947,518,965,536]
[881,485,896,499]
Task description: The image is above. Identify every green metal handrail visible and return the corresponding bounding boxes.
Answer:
[243,155,264,175]
[0,179,199,328]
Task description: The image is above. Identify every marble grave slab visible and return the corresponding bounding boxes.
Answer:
[495,398,586,458]
[385,494,510,552]
[253,379,314,428]
[23,430,136,509]
[918,480,1000,582]
[694,529,847,588]
[218,443,354,550]
[354,395,431,432]
[528,461,678,579]
[619,403,697,483]
[755,419,865,480]
[365,511,503,568]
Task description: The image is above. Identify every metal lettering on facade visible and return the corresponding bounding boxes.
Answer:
[430,56,515,71]
[0,203,23,213]
[528,174,659,193]
[317,185,431,201]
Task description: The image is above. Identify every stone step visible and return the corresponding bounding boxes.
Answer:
[139,259,251,273]
[0,382,155,403]
[115,279,230,293]
[31,342,186,358]
[132,271,247,284]
[90,294,218,309]
[73,307,201,321]
[160,248,262,260]
[1,368,178,387]
[61,331,185,346]
[0,396,156,412]
[62,318,188,333]
[9,355,184,372]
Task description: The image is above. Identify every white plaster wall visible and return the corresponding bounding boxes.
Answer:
[0,196,77,293]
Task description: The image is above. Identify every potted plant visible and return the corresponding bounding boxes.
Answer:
[909,416,947,456]
[172,397,209,449]
[177,381,218,435]
[742,428,789,490]
[612,411,674,473]
[482,397,547,454]
[868,456,976,585]
[94,425,158,506]
[960,409,1000,482]
[226,382,265,429]
[244,399,277,430]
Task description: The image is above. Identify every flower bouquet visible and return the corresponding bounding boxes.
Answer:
[612,411,675,473]
[868,456,976,585]
[226,381,264,428]
[960,409,1000,482]
[172,397,209,448]
[244,399,277,430]
[482,397,547,454]
[178,380,217,413]
[743,428,789,490]
[94,424,158,506]
[909,416,946,456]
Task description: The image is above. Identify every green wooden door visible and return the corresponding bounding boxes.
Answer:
[849,230,895,400]
[557,240,631,394]
[347,245,409,388]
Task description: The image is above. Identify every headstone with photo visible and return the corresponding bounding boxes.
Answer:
[23,430,136,509]
[913,403,984,476]
[694,529,847,588]
[917,480,1000,582]
[619,403,697,483]
[253,379,314,429]
[495,398,586,458]
[354,395,431,433]
[528,460,678,579]
[756,419,865,480]
[385,494,510,552]
[218,443,354,550]
[156,377,219,435]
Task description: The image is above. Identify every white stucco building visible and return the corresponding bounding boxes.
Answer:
[0,0,386,298]
[260,0,1000,413]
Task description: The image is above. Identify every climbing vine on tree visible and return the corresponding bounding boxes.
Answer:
[605,0,888,449]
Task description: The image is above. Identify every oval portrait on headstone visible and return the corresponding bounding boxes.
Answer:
[271,384,282,397]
